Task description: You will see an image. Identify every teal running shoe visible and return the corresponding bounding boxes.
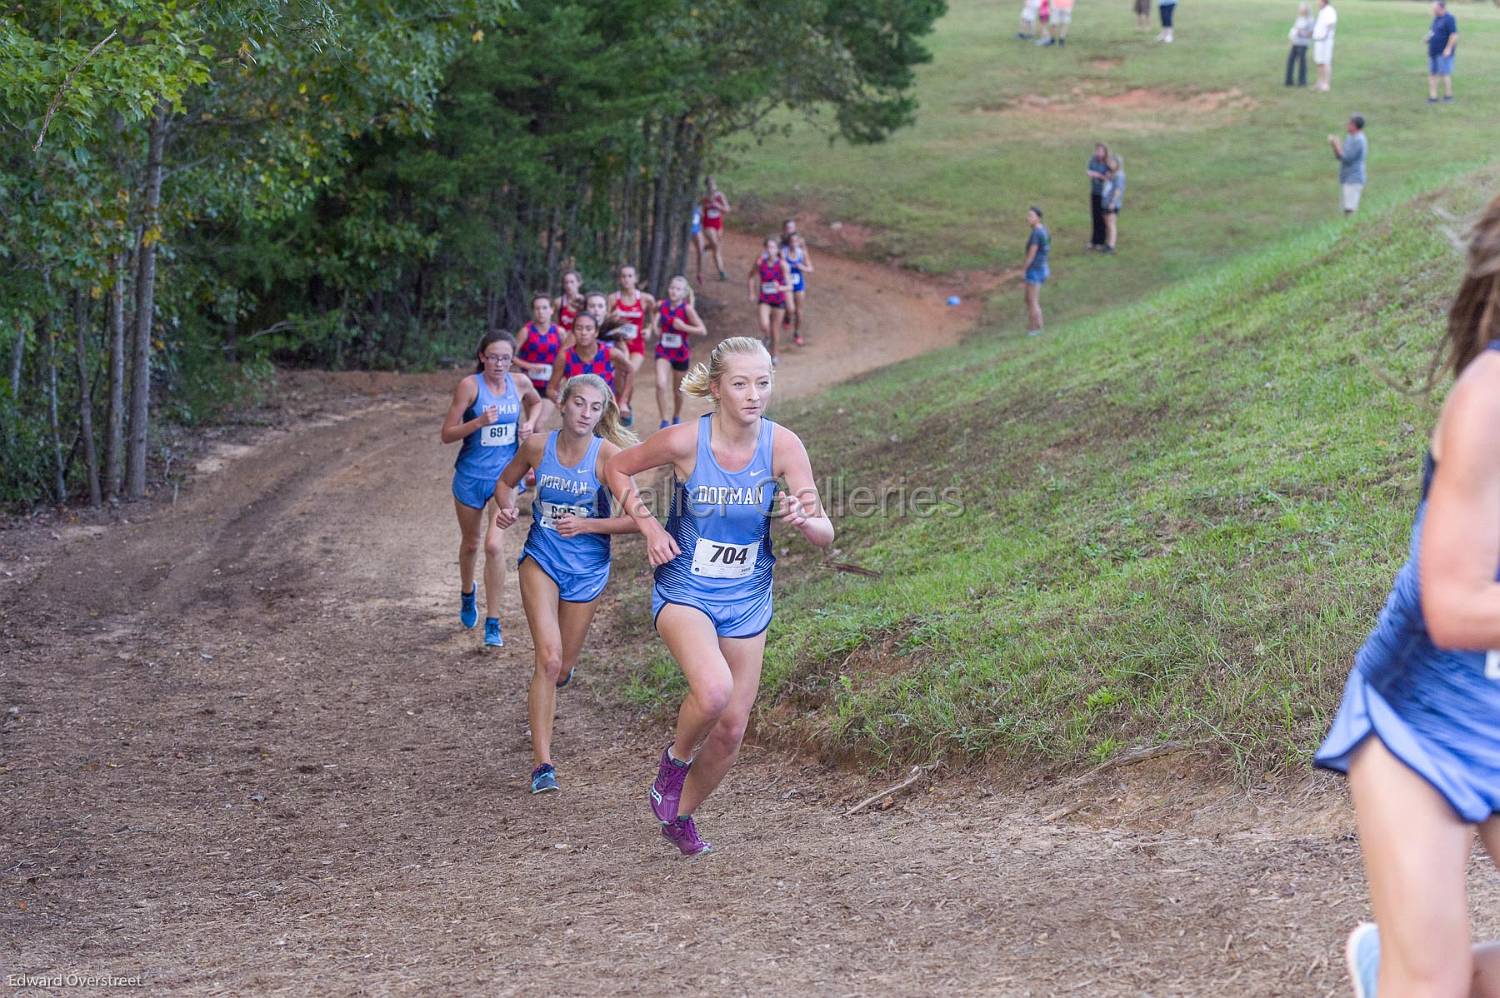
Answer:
[484,617,503,648]
[1344,922,1379,998]
[530,763,559,794]
[556,666,576,689]
[459,586,478,629]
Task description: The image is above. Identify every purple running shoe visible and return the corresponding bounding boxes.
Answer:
[661,815,712,856]
[648,746,692,823]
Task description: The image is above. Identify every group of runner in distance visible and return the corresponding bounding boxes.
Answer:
[439,178,829,857]
[439,164,1500,996]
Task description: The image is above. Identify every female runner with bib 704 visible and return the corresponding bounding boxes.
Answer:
[604,336,834,856]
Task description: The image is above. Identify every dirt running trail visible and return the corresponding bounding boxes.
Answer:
[4,236,1497,997]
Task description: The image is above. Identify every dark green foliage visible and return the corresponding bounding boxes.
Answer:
[0,0,942,506]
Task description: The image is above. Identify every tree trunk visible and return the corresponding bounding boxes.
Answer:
[105,248,127,499]
[44,314,66,504]
[542,202,561,282]
[616,169,634,266]
[634,119,654,268]
[8,315,22,397]
[126,104,168,500]
[647,119,679,291]
[72,290,101,507]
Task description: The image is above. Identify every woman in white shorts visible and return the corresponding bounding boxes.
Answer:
[1312,0,1337,91]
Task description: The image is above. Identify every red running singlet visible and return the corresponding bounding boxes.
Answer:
[757,258,786,307]
[561,346,615,392]
[557,298,579,334]
[701,195,725,231]
[517,322,562,392]
[614,293,647,356]
[655,300,692,367]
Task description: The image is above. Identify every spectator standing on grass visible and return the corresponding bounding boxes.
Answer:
[1286,3,1314,87]
[1134,0,1151,30]
[1086,142,1110,251]
[1328,114,1366,216]
[1156,0,1176,43]
[1101,155,1125,254]
[1313,0,1337,91]
[1426,0,1458,104]
[1024,207,1050,336]
[1038,0,1073,45]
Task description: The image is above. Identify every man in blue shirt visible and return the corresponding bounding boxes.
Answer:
[1426,0,1458,103]
[1328,114,1367,216]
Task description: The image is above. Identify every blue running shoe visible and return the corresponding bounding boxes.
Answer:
[556,666,576,689]
[459,586,478,629]
[661,815,711,856]
[484,617,503,648]
[659,419,669,430]
[1344,922,1379,998]
[530,763,559,794]
[671,416,681,425]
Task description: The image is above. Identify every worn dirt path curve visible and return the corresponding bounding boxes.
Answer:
[4,234,1496,996]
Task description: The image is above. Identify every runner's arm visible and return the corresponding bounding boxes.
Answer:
[493,437,540,529]
[545,361,567,404]
[515,374,543,441]
[512,327,538,378]
[440,377,484,443]
[1421,360,1500,648]
[772,425,834,548]
[1024,241,1038,269]
[675,305,708,337]
[799,248,815,273]
[605,428,696,565]
[556,444,644,537]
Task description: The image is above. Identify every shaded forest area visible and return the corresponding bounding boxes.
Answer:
[0,0,943,506]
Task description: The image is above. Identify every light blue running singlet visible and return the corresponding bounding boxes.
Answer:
[652,414,779,638]
[451,374,522,509]
[519,432,612,603]
[1316,339,1500,821]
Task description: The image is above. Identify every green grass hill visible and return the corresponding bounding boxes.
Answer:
[628,167,1500,774]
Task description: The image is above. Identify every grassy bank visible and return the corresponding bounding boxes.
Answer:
[725,0,1500,333]
[626,167,1500,774]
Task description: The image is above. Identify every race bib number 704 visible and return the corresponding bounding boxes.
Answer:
[690,537,757,579]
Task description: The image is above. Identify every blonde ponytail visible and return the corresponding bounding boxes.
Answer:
[680,336,772,401]
[561,374,639,447]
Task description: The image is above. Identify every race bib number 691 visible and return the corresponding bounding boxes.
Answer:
[481,422,516,447]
